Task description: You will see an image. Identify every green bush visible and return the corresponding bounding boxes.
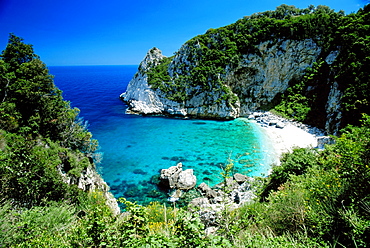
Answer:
[260,148,320,200]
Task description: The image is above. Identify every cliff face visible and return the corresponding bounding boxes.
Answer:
[121,47,240,119]
[226,39,322,115]
[121,40,340,132]
[58,164,120,215]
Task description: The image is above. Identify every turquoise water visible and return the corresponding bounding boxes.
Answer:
[50,65,275,205]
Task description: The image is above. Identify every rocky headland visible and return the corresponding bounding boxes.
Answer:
[120,38,342,134]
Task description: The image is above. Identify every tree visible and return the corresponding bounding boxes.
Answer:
[1,34,39,69]
[0,35,99,207]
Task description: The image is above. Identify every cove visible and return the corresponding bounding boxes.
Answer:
[50,65,275,205]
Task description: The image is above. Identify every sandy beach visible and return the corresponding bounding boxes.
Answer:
[262,123,318,160]
[249,112,325,166]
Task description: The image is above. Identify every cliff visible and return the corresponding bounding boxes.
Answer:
[121,47,240,119]
[121,5,370,135]
[58,163,120,215]
[121,41,338,130]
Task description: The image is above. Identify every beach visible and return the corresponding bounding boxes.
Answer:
[249,112,326,166]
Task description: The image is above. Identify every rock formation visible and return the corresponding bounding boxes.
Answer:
[227,39,322,115]
[159,162,197,190]
[58,164,120,215]
[121,39,342,133]
[190,173,257,226]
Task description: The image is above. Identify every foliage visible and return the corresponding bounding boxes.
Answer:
[0,201,77,247]
[0,132,88,207]
[145,4,369,132]
[1,5,370,247]
[0,34,100,209]
[259,148,320,200]
[239,114,370,247]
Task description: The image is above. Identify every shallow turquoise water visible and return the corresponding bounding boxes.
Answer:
[50,65,275,205]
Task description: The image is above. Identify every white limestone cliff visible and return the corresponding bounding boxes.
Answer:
[121,47,239,119]
[226,39,322,115]
[121,39,341,133]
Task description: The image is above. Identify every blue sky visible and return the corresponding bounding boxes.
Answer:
[0,0,365,66]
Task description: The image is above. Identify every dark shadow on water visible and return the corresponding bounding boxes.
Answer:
[192,121,207,125]
[110,176,170,209]
[110,174,205,210]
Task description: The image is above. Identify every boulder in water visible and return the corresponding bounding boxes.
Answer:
[159,162,197,190]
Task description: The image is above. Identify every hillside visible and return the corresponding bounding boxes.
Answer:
[1,4,370,247]
[122,4,370,135]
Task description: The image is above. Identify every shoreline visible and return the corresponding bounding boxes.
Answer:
[248,112,328,167]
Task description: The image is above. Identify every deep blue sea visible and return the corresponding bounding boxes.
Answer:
[49,65,275,205]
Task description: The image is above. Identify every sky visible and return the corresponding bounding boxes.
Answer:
[0,0,366,66]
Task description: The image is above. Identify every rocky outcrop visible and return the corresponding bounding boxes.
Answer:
[157,163,197,202]
[120,48,176,115]
[58,164,120,216]
[190,173,257,226]
[121,37,343,133]
[325,81,342,135]
[121,47,239,119]
[159,162,197,190]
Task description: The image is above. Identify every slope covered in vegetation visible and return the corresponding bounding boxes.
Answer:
[0,34,99,206]
[142,4,370,134]
[1,4,370,247]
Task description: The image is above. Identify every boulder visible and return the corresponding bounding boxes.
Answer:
[268,119,278,126]
[233,173,249,184]
[198,182,218,198]
[226,177,239,190]
[159,163,183,188]
[177,169,197,190]
[159,162,197,190]
[276,121,285,129]
[190,197,210,208]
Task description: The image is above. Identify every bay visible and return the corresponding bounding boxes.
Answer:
[49,65,274,205]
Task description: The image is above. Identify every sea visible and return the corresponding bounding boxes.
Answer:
[49,65,276,205]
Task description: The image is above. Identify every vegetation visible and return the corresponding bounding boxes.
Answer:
[146,4,370,131]
[1,115,369,247]
[0,34,99,208]
[1,4,370,247]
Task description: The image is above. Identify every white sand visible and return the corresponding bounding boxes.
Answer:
[260,123,318,165]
